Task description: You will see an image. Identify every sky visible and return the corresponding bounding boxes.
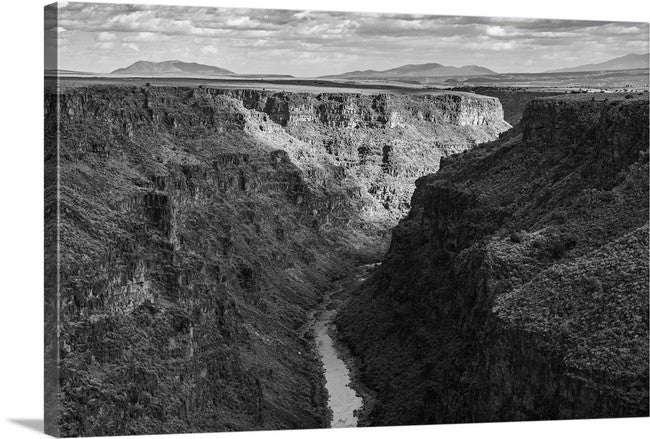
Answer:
[45,1,650,76]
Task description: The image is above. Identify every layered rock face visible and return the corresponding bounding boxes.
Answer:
[44,84,507,436]
[450,86,563,125]
[337,93,649,425]
[199,88,509,225]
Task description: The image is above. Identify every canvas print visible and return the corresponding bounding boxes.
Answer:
[44,2,649,437]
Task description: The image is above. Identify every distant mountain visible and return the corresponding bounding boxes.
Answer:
[236,74,295,78]
[323,63,498,78]
[45,69,95,76]
[112,60,235,76]
[545,53,649,73]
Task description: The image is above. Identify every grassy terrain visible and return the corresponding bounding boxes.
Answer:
[435,68,649,91]
[51,76,434,95]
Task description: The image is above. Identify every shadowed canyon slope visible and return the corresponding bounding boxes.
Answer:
[44,83,508,436]
[337,93,650,425]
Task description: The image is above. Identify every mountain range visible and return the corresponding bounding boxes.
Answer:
[71,53,649,79]
[545,53,649,73]
[111,60,235,76]
[322,62,497,78]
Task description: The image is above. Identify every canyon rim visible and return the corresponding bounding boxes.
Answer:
[44,2,650,437]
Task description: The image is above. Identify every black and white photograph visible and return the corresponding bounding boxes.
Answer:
[4,0,650,438]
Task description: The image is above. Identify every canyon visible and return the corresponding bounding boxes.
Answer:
[45,80,648,435]
[44,82,508,436]
[337,93,649,424]
[39,4,650,436]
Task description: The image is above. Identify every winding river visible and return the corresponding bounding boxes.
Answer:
[314,302,362,427]
[313,264,377,428]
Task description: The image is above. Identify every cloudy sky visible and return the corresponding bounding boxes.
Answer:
[45,1,649,76]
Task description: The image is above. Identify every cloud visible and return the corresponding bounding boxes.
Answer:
[488,41,517,51]
[95,41,117,50]
[97,32,116,42]
[123,32,168,43]
[201,45,219,55]
[52,4,649,76]
[486,26,507,36]
[293,11,310,20]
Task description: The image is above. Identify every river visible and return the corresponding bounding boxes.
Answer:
[313,263,378,428]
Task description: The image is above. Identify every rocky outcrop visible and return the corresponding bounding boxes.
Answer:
[44,83,508,436]
[521,97,649,152]
[450,86,563,125]
[197,88,510,223]
[337,93,649,425]
[200,89,507,128]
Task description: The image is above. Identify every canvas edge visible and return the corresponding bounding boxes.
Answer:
[45,2,61,438]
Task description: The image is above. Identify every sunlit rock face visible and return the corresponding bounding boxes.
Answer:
[199,88,510,224]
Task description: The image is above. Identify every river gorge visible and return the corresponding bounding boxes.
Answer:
[45,80,648,436]
[312,264,377,427]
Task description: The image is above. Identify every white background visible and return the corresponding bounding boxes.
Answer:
[1,0,648,438]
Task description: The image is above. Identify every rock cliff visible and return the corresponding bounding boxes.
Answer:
[197,88,509,224]
[337,93,649,424]
[450,86,563,124]
[44,84,507,436]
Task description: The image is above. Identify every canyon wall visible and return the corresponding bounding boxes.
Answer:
[198,88,509,225]
[44,84,507,436]
[337,93,649,425]
[450,86,563,125]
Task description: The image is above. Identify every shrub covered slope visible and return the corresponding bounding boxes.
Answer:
[337,93,650,424]
[44,84,507,436]
[45,85,360,436]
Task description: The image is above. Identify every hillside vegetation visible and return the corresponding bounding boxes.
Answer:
[338,93,649,424]
[44,84,507,436]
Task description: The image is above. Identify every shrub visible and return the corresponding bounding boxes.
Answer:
[551,210,568,224]
[547,233,577,259]
[509,229,523,243]
[584,275,604,300]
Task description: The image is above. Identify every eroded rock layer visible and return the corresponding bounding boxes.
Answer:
[44,84,507,436]
[337,93,649,425]
[199,88,509,224]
